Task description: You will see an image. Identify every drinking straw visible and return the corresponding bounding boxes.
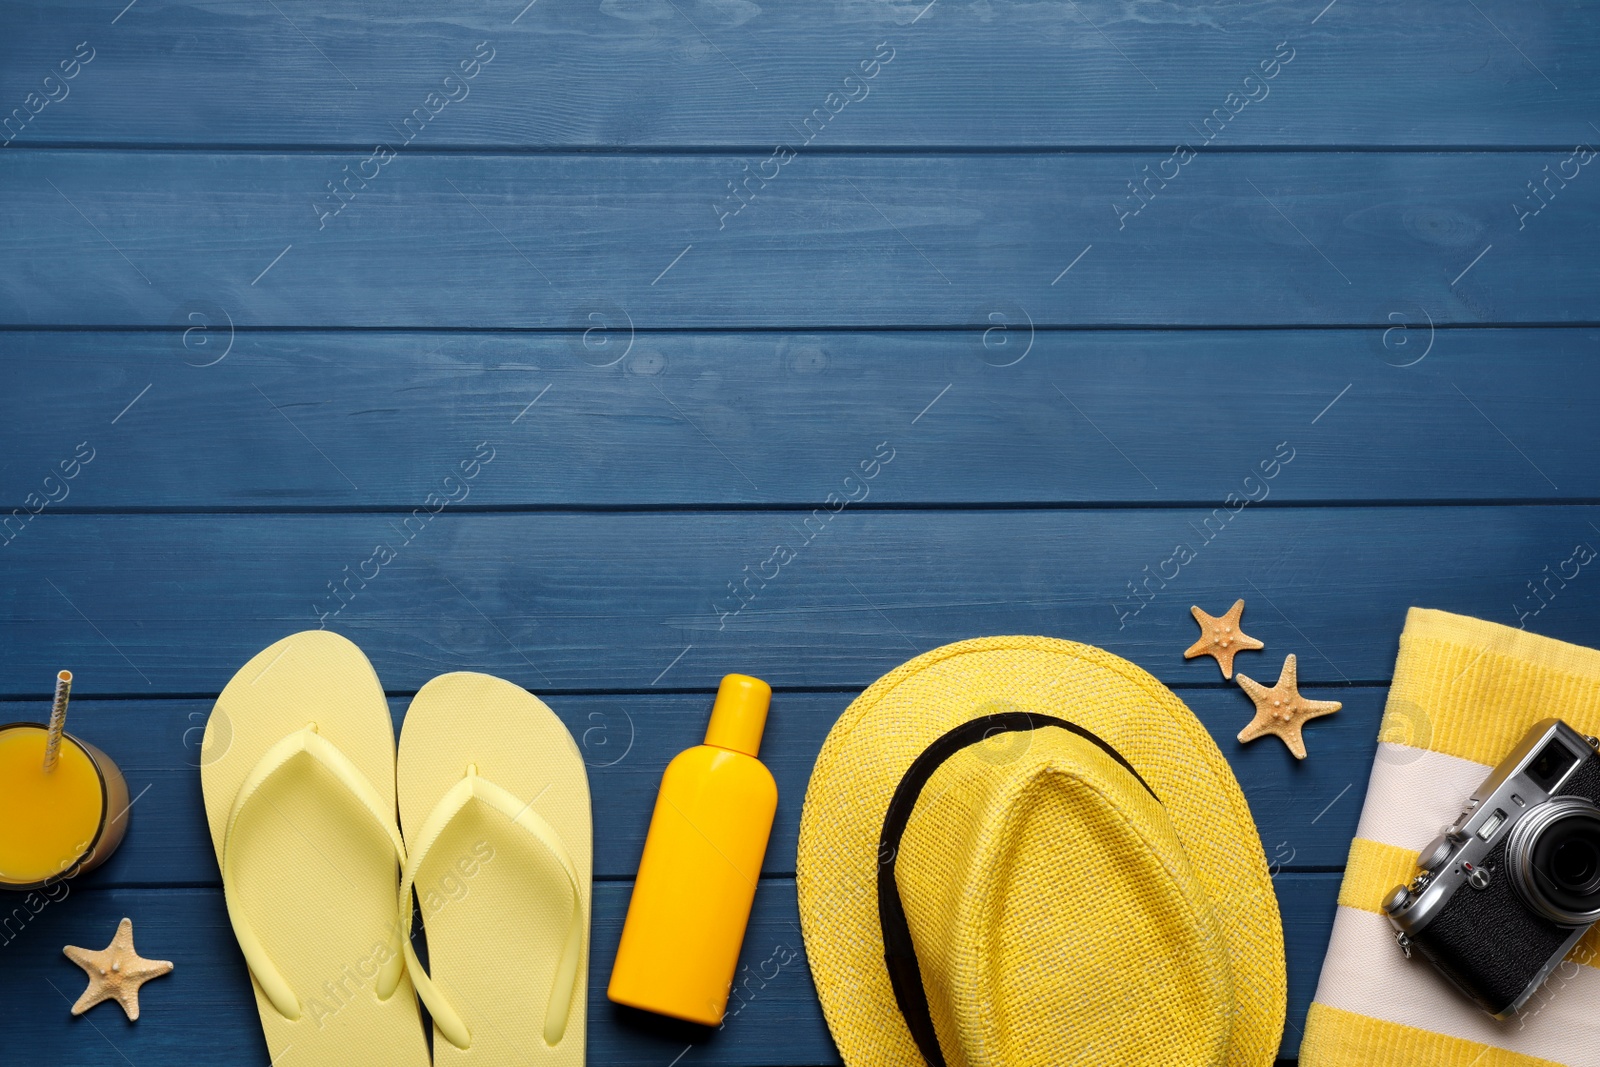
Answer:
[42,670,72,773]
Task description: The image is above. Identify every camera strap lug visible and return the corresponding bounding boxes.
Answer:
[1394,931,1412,959]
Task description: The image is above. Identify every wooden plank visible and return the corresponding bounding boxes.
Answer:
[0,0,1591,148]
[3,151,1595,327]
[3,508,1595,694]
[0,688,1382,887]
[0,874,1339,1064]
[3,327,1597,507]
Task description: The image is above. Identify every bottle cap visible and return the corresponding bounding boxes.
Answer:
[705,673,771,757]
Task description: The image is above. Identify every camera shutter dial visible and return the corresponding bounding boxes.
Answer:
[1381,885,1412,914]
[1418,834,1454,871]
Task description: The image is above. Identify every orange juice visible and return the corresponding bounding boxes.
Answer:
[0,723,129,889]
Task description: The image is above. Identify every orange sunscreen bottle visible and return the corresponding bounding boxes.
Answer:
[608,673,778,1025]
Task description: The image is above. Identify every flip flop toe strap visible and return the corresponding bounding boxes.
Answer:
[220,724,409,1021]
[398,767,586,1052]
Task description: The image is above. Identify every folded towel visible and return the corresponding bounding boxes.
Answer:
[1301,608,1600,1067]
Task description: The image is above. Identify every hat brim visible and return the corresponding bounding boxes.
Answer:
[796,636,1286,1067]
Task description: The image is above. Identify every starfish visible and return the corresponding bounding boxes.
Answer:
[1183,599,1264,679]
[63,917,173,1020]
[1236,653,1342,760]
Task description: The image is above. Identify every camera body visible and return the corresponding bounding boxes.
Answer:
[1384,719,1600,1017]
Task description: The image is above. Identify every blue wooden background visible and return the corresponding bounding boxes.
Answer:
[1,1,1597,1063]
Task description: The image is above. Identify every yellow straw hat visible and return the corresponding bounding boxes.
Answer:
[797,636,1286,1067]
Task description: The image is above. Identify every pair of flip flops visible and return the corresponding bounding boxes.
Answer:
[199,631,591,1067]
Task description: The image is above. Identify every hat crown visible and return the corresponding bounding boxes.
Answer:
[895,724,1235,1067]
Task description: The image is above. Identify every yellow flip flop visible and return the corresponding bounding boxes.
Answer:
[201,631,429,1067]
[396,672,592,1066]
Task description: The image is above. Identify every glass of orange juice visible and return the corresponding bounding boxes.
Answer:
[0,722,130,890]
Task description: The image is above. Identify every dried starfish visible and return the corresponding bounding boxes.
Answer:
[1184,599,1264,679]
[1236,653,1342,760]
[63,917,173,1020]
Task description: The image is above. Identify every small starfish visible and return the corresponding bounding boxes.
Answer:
[1183,599,1264,679]
[1236,653,1342,760]
[63,917,173,1020]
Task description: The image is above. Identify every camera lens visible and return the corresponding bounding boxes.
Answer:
[1549,833,1600,891]
[1509,798,1600,925]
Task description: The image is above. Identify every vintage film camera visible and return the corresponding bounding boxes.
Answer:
[1384,719,1600,1017]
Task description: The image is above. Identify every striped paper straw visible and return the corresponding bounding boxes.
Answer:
[42,670,72,773]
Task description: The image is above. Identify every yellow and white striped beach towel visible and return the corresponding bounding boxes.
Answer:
[1301,608,1600,1067]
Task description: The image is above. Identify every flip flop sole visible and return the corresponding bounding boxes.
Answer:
[201,630,429,1067]
[398,672,592,1067]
